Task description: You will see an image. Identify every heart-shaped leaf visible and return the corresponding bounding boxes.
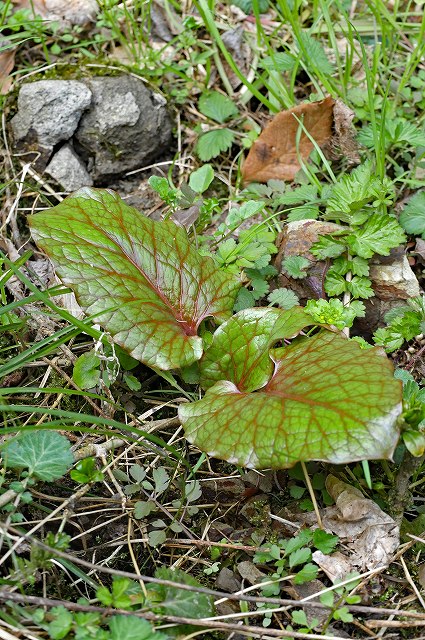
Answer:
[200,307,313,391]
[29,188,240,370]
[180,331,402,468]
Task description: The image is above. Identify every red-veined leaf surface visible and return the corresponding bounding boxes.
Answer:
[180,331,402,469]
[29,188,240,370]
[200,307,313,392]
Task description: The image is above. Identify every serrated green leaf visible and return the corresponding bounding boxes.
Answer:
[282,256,310,279]
[180,331,402,469]
[109,615,167,640]
[298,33,334,75]
[189,164,214,194]
[324,272,347,296]
[199,307,313,391]
[346,214,406,258]
[30,188,240,371]
[153,567,214,622]
[310,235,346,259]
[324,163,393,223]
[267,288,299,309]
[196,128,235,161]
[198,91,239,123]
[262,51,296,72]
[388,119,425,147]
[347,275,374,299]
[48,606,73,640]
[3,431,74,481]
[399,191,425,238]
[293,563,318,584]
[250,278,269,300]
[289,547,311,568]
[313,529,339,554]
[234,287,256,311]
[73,351,100,390]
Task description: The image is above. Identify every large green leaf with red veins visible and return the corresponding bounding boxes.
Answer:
[200,307,314,392]
[180,331,402,469]
[29,188,240,370]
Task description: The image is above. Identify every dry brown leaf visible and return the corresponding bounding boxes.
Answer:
[13,0,98,26]
[242,96,335,183]
[0,46,16,95]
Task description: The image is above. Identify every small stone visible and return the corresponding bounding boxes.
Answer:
[237,560,266,585]
[216,567,241,593]
[275,219,345,300]
[11,80,92,162]
[45,144,93,192]
[370,254,421,300]
[75,75,172,181]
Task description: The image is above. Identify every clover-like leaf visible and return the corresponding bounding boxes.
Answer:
[180,331,402,469]
[200,307,313,391]
[30,188,240,370]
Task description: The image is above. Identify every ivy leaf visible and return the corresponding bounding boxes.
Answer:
[199,307,313,392]
[196,129,235,161]
[281,256,310,279]
[198,91,239,124]
[346,214,406,258]
[2,431,74,481]
[180,331,402,469]
[30,188,239,371]
[399,191,425,238]
[73,351,100,389]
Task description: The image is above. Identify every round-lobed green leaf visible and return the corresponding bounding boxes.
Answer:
[180,331,402,469]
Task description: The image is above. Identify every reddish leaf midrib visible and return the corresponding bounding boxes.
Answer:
[88,220,200,337]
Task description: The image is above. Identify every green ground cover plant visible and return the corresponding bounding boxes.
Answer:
[1,0,425,637]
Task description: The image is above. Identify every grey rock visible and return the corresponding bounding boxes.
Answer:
[45,144,93,192]
[370,254,420,300]
[11,80,92,162]
[237,560,266,586]
[215,567,241,593]
[75,75,172,181]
